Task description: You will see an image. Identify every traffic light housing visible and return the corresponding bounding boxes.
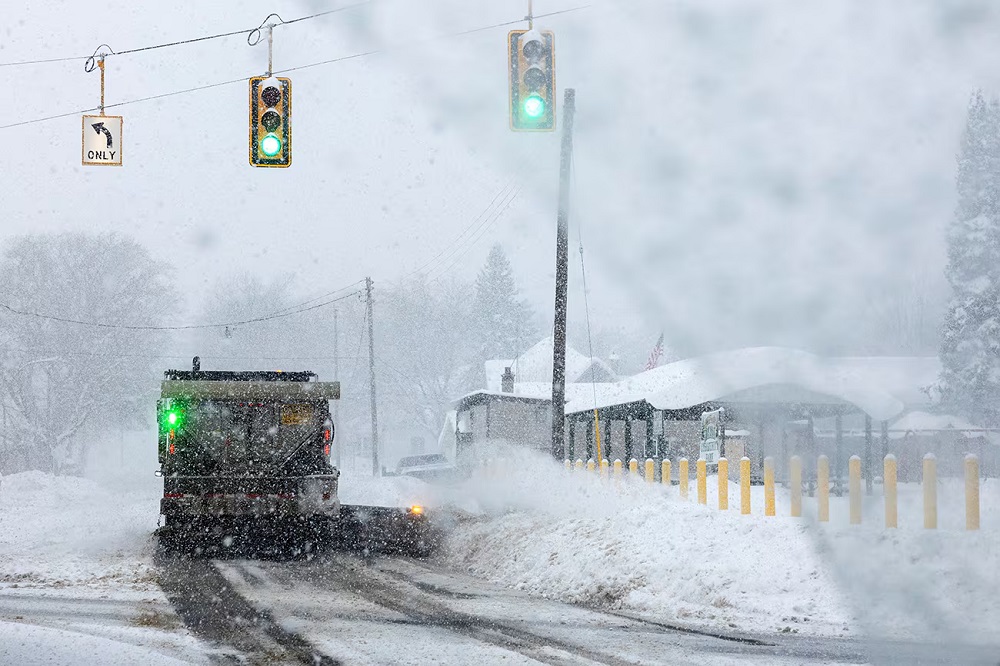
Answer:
[249,76,292,167]
[508,29,555,131]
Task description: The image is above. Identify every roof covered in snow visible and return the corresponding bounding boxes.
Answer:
[562,347,918,421]
[888,410,984,438]
[484,337,616,392]
[461,347,944,423]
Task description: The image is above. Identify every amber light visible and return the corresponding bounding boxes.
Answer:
[409,504,424,515]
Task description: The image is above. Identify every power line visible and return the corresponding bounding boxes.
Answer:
[395,180,519,282]
[426,185,522,284]
[0,5,591,130]
[260,279,366,318]
[0,2,371,69]
[0,288,362,332]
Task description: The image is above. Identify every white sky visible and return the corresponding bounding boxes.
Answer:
[6,0,1000,354]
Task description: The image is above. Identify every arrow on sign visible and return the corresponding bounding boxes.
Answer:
[91,122,114,149]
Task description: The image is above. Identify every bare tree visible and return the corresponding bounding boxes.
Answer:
[0,233,174,474]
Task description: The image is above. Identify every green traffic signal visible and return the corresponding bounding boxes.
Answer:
[167,412,178,425]
[260,133,282,157]
[523,95,545,119]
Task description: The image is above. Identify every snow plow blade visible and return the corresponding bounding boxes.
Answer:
[334,504,439,557]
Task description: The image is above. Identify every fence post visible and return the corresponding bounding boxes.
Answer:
[923,453,937,529]
[697,458,707,505]
[600,458,609,479]
[564,459,571,471]
[849,455,861,525]
[740,456,751,515]
[629,458,638,476]
[718,458,729,510]
[680,458,689,499]
[613,459,623,482]
[661,459,671,487]
[790,455,802,517]
[817,454,829,522]
[764,456,775,516]
[586,458,596,473]
[645,458,654,484]
[574,459,584,472]
[884,454,897,528]
[966,454,980,531]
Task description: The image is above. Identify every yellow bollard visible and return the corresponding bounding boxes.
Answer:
[613,459,623,482]
[586,458,596,474]
[574,459,584,472]
[564,459,572,471]
[884,454,897,528]
[790,455,802,518]
[849,455,861,525]
[763,456,775,517]
[697,458,707,505]
[923,453,937,529]
[600,458,609,479]
[966,454,980,531]
[645,458,655,484]
[661,459,671,487]
[679,458,689,499]
[740,457,751,515]
[817,455,829,522]
[718,458,729,510]
[629,458,638,476]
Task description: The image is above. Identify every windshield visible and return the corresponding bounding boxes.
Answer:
[169,400,320,476]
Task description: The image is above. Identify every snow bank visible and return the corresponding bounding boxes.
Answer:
[0,471,160,590]
[442,454,1000,641]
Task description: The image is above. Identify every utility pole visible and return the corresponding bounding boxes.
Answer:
[550,88,576,461]
[333,308,341,469]
[365,277,380,477]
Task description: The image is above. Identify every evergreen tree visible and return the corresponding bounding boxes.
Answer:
[938,91,1000,426]
[473,244,536,364]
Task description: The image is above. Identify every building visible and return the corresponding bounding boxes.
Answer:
[446,345,998,482]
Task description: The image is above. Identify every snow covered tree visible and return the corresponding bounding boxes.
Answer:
[0,233,175,474]
[473,244,536,364]
[938,91,1000,426]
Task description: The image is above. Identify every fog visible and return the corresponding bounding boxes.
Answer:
[5,1,1000,460]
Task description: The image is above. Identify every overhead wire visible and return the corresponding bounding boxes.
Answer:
[0,2,371,69]
[0,288,363,332]
[0,5,591,130]
[426,185,522,284]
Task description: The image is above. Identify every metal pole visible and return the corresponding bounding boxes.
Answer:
[864,414,873,495]
[333,308,341,469]
[550,88,576,461]
[366,277,380,477]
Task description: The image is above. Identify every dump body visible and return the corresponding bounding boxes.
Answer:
[157,369,341,535]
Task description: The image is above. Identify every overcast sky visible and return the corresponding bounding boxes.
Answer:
[6,0,1000,356]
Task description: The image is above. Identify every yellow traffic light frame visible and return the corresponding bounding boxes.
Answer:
[508,29,556,132]
[249,76,292,168]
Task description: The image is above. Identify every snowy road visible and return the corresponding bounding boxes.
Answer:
[150,552,1000,666]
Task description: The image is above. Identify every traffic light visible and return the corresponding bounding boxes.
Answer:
[249,76,292,167]
[508,29,555,131]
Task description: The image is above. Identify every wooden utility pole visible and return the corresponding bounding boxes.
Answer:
[365,277,380,477]
[550,88,576,461]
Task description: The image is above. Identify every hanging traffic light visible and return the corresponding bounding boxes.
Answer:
[508,29,555,131]
[249,76,292,167]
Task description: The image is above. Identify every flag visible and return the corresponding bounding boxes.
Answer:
[644,332,665,371]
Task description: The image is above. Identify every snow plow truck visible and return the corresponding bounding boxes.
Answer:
[156,357,436,556]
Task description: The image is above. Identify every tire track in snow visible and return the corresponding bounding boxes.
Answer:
[155,551,340,666]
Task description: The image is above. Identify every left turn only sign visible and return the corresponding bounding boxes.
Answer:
[82,115,123,166]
